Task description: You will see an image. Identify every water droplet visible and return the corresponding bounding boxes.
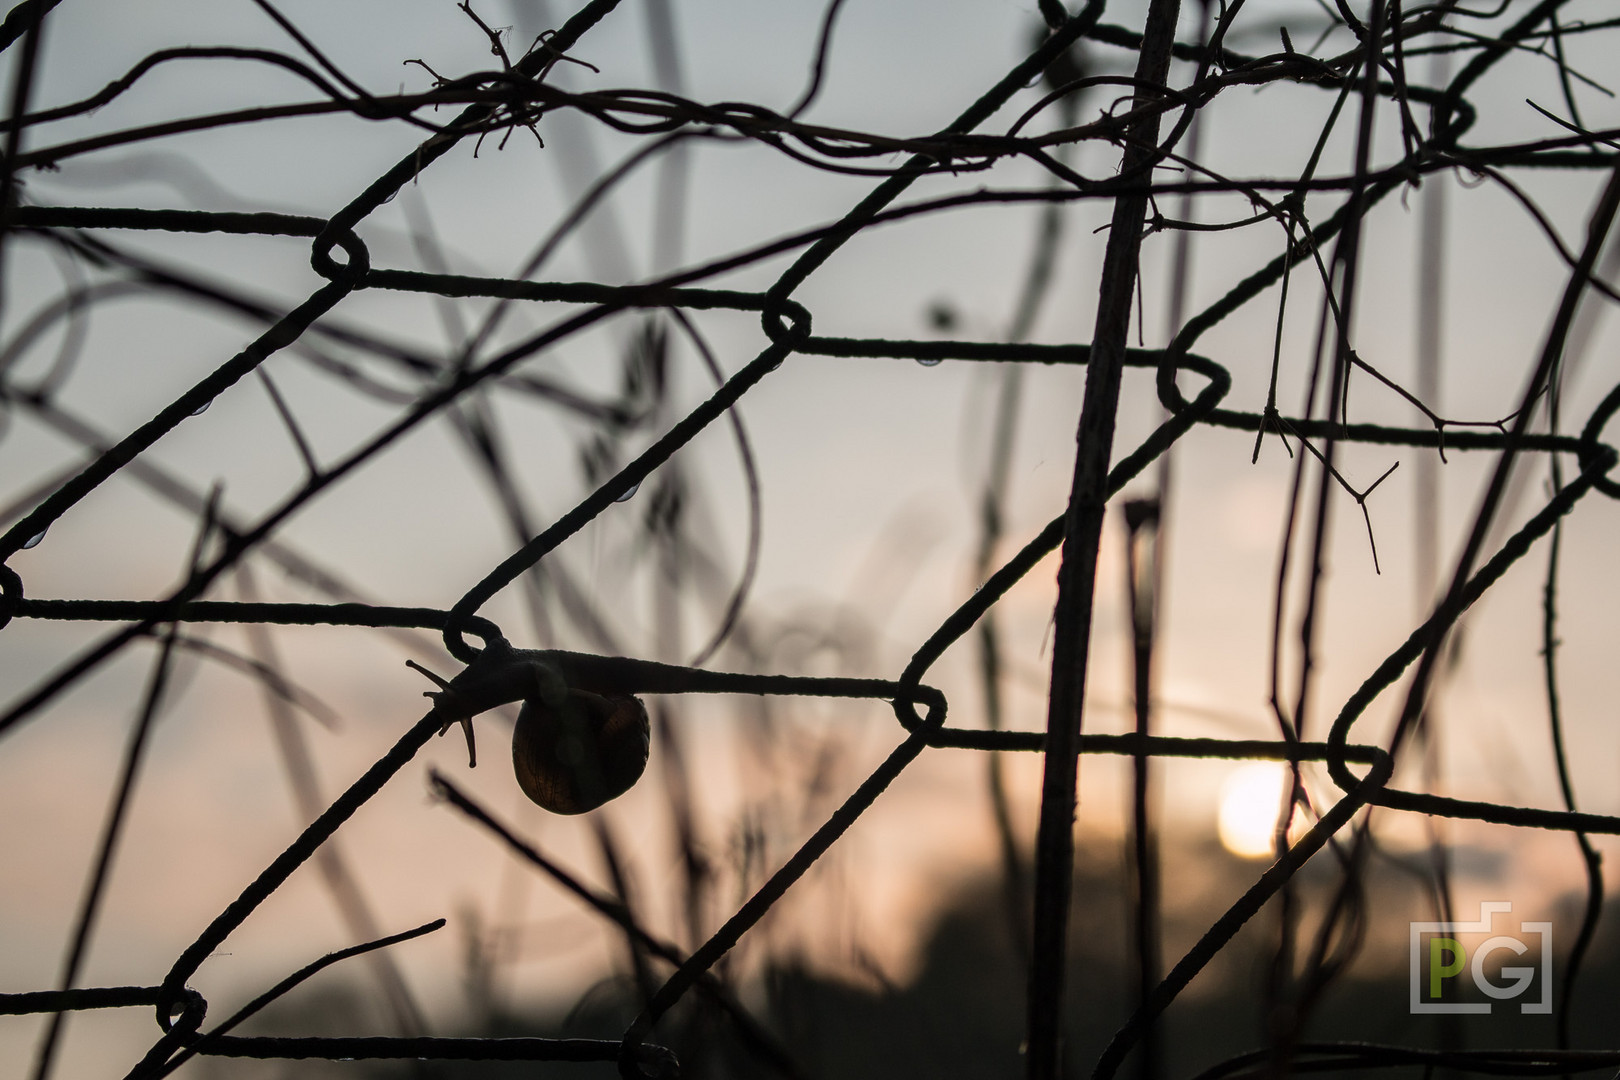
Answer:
[191,399,210,416]
[614,481,640,503]
[22,528,45,549]
[917,357,942,367]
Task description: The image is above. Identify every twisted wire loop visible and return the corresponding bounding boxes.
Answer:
[0,0,1617,1077]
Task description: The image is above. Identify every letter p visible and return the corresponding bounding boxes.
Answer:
[1430,937,1465,999]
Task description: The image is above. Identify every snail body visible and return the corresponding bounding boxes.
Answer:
[512,687,649,814]
[413,640,652,815]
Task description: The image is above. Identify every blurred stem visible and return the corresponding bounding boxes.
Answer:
[235,564,428,1039]
[30,624,180,1080]
[1543,371,1603,1057]
[1413,35,1459,1052]
[1027,0,1182,1073]
[1123,499,1162,1080]
[1263,284,1333,1048]
[33,489,214,1080]
[977,93,1078,974]
[642,0,689,275]
[0,0,48,322]
[596,818,659,1009]
[1123,7,1210,1069]
[1275,0,1392,1051]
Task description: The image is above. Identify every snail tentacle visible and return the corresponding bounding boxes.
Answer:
[407,658,480,766]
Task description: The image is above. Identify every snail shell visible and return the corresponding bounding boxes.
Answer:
[511,687,649,814]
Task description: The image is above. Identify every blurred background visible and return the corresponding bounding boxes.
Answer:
[2,0,1620,1076]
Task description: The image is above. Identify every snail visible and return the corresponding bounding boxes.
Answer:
[511,685,649,814]
[409,640,651,815]
[408,635,945,815]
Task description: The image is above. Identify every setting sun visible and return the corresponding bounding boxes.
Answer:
[1218,762,1306,859]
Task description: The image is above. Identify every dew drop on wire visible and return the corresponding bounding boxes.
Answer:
[615,481,641,503]
[916,357,942,367]
[22,529,46,549]
[191,399,211,416]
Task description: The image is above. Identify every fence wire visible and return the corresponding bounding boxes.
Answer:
[1,1,1619,1078]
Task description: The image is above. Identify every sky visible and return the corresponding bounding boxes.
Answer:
[2,0,1619,1075]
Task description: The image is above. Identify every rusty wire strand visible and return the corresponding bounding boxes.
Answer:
[0,2,1618,1078]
